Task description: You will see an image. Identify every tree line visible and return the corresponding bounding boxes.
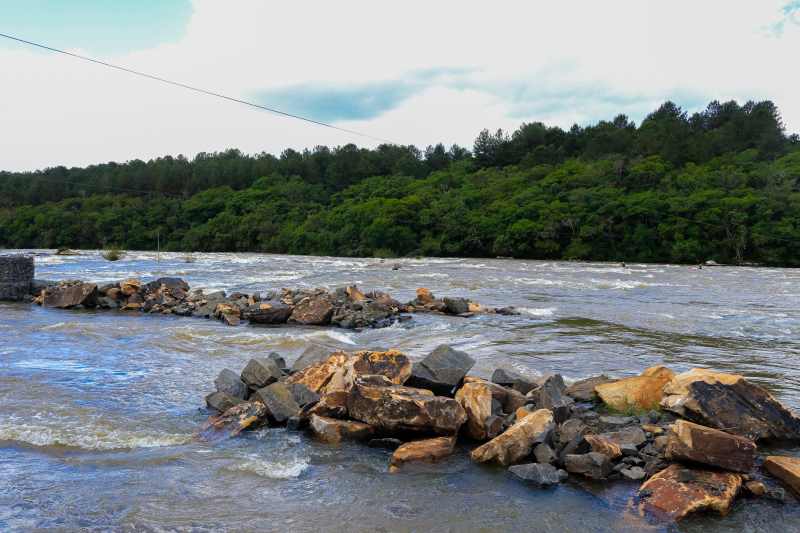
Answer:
[1,99,799,265]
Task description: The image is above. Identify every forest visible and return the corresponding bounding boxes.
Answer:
[1,99,799,266]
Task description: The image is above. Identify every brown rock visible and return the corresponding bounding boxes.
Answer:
[221,313,242,326]
[564,375,618,402]
[585,435,623,459]
[462,377,524,413]
[660,368,800,442]
[557,419,590,444]
[241,301,293,323]
[763,456,800,498]
[43,282,99,308]
[348,350,412,385]
[471,409,554,465]
[390,436,457,471]
[106,287,122,299]
[631,463,742,522]
[424,301,447,312]
[198,402,266,442]
[284,351,350,394]
[643,425,665,435]
[310,415,373,443]
[467,302,484,313]
[120,279,141,296]
[289,298,335,325]
[594,366,675,411]
[416,287,435,303]
[744,480,766,496]
[298,390,349,420]
[347,376,465,435]
[215,303,241,317]
[666,420,756,473]
[455,382,493,440]
[346,285,368,300]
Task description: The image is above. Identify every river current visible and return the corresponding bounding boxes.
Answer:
[1,250,799,532]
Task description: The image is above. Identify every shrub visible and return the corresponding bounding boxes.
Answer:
[100,246,126,261]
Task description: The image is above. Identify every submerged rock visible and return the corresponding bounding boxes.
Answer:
[630,463,742,522]
[199,402,266,442]
[594,366,675,411]
[763,456,800,498]
[405,344,476,397]
[390,436,457,470]
[368,438,404,450]
[660,368,800,442]
[666,420,756,473]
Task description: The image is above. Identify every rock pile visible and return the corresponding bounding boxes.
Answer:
[29,278,514,330]
[201,351,800,524]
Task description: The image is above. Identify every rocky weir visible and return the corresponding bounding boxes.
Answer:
[204,348,800,525]
[25,276,518,330]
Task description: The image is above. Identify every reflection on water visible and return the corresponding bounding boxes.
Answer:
[1,250,799,531]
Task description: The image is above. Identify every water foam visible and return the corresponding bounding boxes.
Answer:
[520,307,556,316]
[225,453,309,479]
[0,420,192,450]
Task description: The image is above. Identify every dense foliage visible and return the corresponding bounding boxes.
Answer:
[2,99,799,265]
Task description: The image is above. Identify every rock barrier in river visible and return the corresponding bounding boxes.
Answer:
[0,255,36,301]
[28,275,520,330]
[201,347,800,525]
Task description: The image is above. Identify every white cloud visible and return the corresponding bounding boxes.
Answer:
[1,0,798,171]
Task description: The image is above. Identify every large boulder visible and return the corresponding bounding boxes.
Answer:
[324,350,412,393]
[443,297,469,315]
[285,351,349,394]
[455,382,493,440]
[630,463,741,522]
[298,390,349,420]
[508,463,560,487]
[214,368,248,399]
[310,415,373,444]
[462,377,524,413]
[241,301,293,324]
[763,456,800,498]
[347,376,466,435]
[666,420,756,473]
[43,282,98,308]
[594,366,675,411]
[564,452,613,478]
[205,391,247,413]
[287,382,319,407]
[198,402,266,442]
[602,426,647,448]
[289,299,335,325]
[472,409,554,465]
[660,368,800,442]
[563,375,617,402]
[250,382,300,423]
[240,358,282,389]
[142,276,189,294]
[405,344,475,397]
[290,344,332,374]
[491,368,536,394]
[390,436,457,471]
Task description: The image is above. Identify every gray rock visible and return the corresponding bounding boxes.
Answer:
[287,382,320,407]
[240,358,282,389]
[637,413,651,426]
[485,415,505,440]
[490,399,502,416]
[620,443,638,456]
[194,305,215,318]
[290,344,331,373]
[622,466,647,481]
[613,464,627,473]
[638,488,653,498]
[598,416,636,432]
[491,368,536,394]
[286,415,307,430]
[535,372,566,393]
[677,469,694,483]
[559,435,592,465]
[215,368,248,399]
[508,463,560,487]
[267,352,288,371]
[98,282,116,294]
[368,438,404,450]
[251,382,300,423]
[564,452,613,478]
[557,469,569,482]
[404,344,475,397]
[533,443,558,465]
[641,443,656,456]
[526,380,570,424]
[602,426,647,448]
[205,391,248,413]
[442,297,469,315]
[97,296,120,309]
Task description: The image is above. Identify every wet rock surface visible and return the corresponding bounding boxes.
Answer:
[390,436,457,470]
[666,420,756,473]
[199,402,266,442]
[508,463,560,487]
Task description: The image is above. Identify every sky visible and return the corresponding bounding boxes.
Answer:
[1,0,799,172]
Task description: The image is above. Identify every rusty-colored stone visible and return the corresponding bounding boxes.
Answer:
[416,287,435,303]
[666,420,756,474]
[594,366,675,411]
[763,456,800,498]
[284,351,349,394]
[241,301,293,323]
[120,279,141,296]
[348,350,412,385]
[198,402,266,442]
[43,282,99,308]
[289,298,334,325]
[455,382,493,440]
[462,377,524,413]
[585,435,623,459]
[471,409,554,465]
[298,390,349,420]
[346,285,368,300]
[630,463,741,522]
[390,436,457,471]
[310,415,373,443]
[215,303,241,317]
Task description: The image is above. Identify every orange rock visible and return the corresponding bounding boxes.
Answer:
[471,409,553,465]
[462,377,525,413]
[390,436,457,471]
[643,425,665,435]
[763,456,800,498]
[120,279,141,296]
[198,402,266,442]
[322,350,412,394]
[284,351,349,394]
[666,420,756,473]
[289,299,334,325]
[416,287,434,303]
[594,366,675,410]
[585,434,623,459]
[309,415,373,444]
[467,302,484,313]
[515,407,533,421]
[455,382,493,440]
[346,285,368,300]
[215,303,241,317]
[630,463,741,522]
[298,390,349,420]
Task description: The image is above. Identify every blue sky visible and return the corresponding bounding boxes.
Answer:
[0,0,194,57]
[0,1,798,171]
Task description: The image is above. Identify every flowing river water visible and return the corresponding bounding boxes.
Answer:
[1,250,799,532]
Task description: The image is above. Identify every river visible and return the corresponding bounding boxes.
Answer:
[1,250,799,532]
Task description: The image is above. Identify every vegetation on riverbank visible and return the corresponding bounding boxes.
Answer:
[1,99,799,265]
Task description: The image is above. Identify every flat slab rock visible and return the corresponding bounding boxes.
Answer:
[563,375,618,402]
[660,368,800,442]
[472,409,554,465]
[205,391,247,414]
[285,351,348,394]
[390,436,457,471]
[763,456,800,498]
[666,420,756,474]
[594,366,675,411]
[630,463,742,522]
